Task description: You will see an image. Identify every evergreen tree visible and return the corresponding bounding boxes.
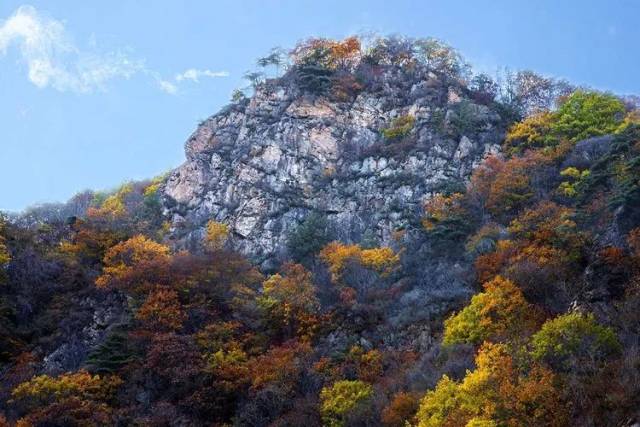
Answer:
[85,327,136,374]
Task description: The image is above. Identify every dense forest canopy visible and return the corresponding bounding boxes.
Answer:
[1,35,640,426]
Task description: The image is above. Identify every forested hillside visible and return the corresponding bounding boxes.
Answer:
[1,36,639,426]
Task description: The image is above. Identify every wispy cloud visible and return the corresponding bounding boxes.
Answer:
[0,5,143,93]
[156,68,229,94]
[157,79,179,95]
[176,68,229,83]
[0,5,229,95]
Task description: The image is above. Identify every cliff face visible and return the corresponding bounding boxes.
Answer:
[161,68,505,267]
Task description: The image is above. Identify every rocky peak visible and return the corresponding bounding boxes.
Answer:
[161,59,506,268]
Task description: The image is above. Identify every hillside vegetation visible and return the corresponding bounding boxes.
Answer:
[1,36,640,426]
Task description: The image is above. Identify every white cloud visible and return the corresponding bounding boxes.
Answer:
[175,68,229,83]
[155,68,229,95]
[0,5,143,93]
[0,5,229,95]
[157,79,178,95]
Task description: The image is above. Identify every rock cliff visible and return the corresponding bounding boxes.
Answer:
[161,65,506,268]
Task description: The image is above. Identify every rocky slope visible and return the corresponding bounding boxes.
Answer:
[8,37,640,426]
[161,68,505,268]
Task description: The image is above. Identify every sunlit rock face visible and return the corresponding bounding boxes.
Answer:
[161,68,505,268]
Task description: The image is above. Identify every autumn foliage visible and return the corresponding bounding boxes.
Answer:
[135,287,186,331]
[1,38,639,427]
[320,379,373,427]
[319,241,400,282]
[443,276,540,346]
[416,343,565,427]
[260,263,321,339]
[95,234,171,294]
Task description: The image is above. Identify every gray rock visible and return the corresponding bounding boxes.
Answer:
[41,293,128,375]
[161,72,506,265]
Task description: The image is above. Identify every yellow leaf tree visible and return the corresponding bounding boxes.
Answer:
[260,263,320,339]
[95,235,171,295]
[443,276,539,346]
[416,343,565,427]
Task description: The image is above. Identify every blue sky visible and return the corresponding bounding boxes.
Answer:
[1,0,639,211]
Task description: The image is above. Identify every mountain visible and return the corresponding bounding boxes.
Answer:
[161,58,505,269]
[2,36,640,426]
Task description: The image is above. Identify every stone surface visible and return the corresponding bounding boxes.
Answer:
[161,69,506,267]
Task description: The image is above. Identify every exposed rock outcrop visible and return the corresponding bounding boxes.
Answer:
[162,68,506,268]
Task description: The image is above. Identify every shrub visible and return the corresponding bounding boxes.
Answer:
[319,241,399,282]
[319,242,363,282]
[422,192,473,243]
[12,371,122,409]
[473,202,587,306]
[558,167,590,197]
[413,37,469,77]
[259,263,320,339]
[504,90,625,155]
[365,36,416,67]
[470,73,498,104]
[506,202,587,277]
[346,346,384,382]
[95,235,171,295]
[319,380,373,427]
[331,73,363,101]
[205,220,229,251]
[247,341,311,391]
[297,64,333,95]
[135,288,186,332]
[360,247,400,274]
[467,154,543,222]
[290,37,363,96]
[443,276,538,346]
[465,223,503,255]
[485,156,534,219]
[449,100,484,137]
[416,343,564,427]
[422,193,465,230]
[504,111,557,154]
[291,37,360,70]
[287,212,332,262]
[381,391,420,427]
[552,90,625,142]
[89,182,134,219]
[15,397,114,427]
[530,312,621,372]
[587,125,640,209]
[382,115,415,141]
